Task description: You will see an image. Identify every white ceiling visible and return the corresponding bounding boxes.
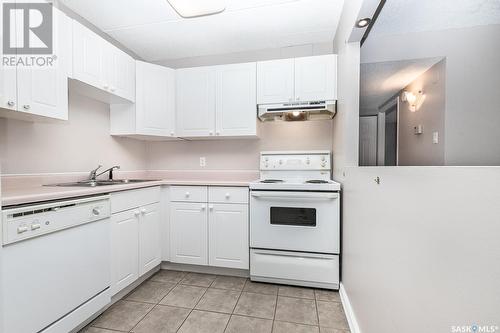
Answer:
[60,0,344,62]
[371,0,500,36]
[360,57,442,114]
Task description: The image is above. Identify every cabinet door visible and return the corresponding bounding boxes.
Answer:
[136,61,175,136]
[209,203,249,269]
[111,209,139,295]
[294,54,337,102]
[176,67,216,137]
[16,8,70,120]
[113,48,136,102]
[170,202,208,265]
[256,58,294,104]
[216,63,257,137]
[72,19,103,89]
[139,202,161,276]
[0,2,17,111]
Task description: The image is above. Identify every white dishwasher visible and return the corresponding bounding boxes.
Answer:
[1,195,112,333]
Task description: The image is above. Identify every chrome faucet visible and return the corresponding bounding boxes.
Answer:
[88,165,103,181]
[88,165,121,181]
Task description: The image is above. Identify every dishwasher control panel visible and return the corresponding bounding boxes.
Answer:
[2,195,111,245]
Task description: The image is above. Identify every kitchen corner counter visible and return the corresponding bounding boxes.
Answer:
[1,170,258,207]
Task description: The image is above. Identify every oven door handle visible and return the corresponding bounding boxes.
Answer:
[251,192,338,200]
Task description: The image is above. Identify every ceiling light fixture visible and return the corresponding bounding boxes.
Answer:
[167,0,226,18]
[356,18,371,28]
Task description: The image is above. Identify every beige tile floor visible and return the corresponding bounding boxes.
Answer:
[81,270,350,333]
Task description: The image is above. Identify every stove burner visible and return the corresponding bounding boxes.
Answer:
[260,179,284,183]
[305,180,330,184]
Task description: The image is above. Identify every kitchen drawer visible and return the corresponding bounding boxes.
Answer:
[111,186,160,213]
[170,186,208,202]
[209,187,249,204]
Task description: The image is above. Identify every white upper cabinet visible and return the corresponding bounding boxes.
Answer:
[0,7,71,121]
[257,54,337,104]
[294,54,337,102]
[111,61,176,138]
[176,66,216,137]
[176,63,257,139]
[72,20,103,88]
[216,62,257,137]
[72,19,135,103]
[257,58,294,104]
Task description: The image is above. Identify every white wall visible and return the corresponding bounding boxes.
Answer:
[342,166,500,333]
[362,25,500,166]
[147,120,333,170]
[0,92,147,174]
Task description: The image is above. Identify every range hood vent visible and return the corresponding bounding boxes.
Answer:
[258,100,336,121]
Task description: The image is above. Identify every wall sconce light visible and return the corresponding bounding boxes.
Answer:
[402,90,425,112]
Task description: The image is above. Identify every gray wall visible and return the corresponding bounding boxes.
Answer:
[398,59,446,166]
[362,24,500,166]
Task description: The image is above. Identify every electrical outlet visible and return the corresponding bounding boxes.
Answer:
[199,157,206,167]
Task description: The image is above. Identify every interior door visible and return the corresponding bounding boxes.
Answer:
[139,203,161,276]
[215,62,257,137]
[359,116,378,166]
[136,61,174,136]
[209,203,249,269]
[256,58,294,104]
[170,202,208,265]
[294,55,336,102]
[110,209,139,295]
[176,67,216,137]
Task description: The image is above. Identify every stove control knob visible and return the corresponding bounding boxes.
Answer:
[306,158,310,164]
[17,226,29,234]
[279,160,283,165]
[31,223,41,231]
[321,162,327,167]
[321,156,326,161]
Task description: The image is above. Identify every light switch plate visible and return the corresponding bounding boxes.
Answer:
[433,131,439,144]
[200,157,206,167]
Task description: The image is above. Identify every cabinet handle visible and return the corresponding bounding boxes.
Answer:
[209,131,213,136]
[134,210,140,217]
[225,193,230,199]
[201,204,206,210]
[110,86,116,92]
[216,131,220,136]
[209,205,214,210]
[140,208,147,214]
[296,96,300,101]
[23,105,30,110]
[170,132,174,136]
[7,101,15,107]
[103,84,109,90]
[185,192,190,197]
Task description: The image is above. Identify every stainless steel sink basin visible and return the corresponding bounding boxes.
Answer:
[46,179,158,187]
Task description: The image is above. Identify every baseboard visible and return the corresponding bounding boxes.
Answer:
[161,261,249,277]
[339,283,361,333]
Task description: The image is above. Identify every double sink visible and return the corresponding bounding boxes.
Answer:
[48,179,156,187]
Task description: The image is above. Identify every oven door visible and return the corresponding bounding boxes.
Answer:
[250,191,339,254]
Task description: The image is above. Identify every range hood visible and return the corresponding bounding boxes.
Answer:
[258,100,336,121]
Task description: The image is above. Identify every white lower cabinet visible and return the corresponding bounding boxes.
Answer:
[110,209,139,295]
[139,203,162,275]
[110,188,161,295]
[170,202,208,265]
[209,203,249,269]
[169,186,249,270]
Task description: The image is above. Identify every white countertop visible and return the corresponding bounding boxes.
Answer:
[1,170,258,207]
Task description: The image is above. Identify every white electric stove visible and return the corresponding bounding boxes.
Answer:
[249,151,341,290]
